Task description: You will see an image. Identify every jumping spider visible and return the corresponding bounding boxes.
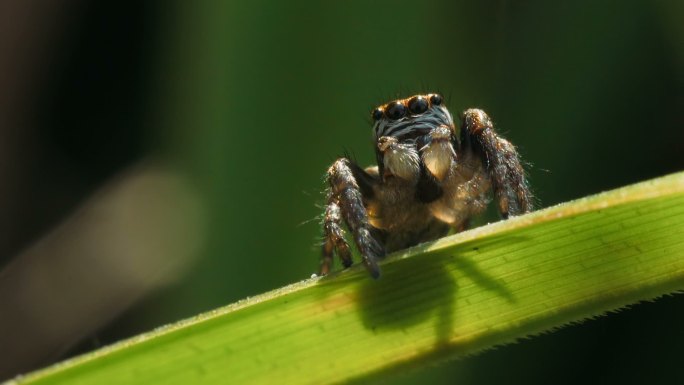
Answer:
[321,93,532,278]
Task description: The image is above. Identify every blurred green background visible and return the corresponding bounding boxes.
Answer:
[0,0,682,383]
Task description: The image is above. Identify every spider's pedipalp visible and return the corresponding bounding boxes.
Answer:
[419,125,456,182]
[378,136,421,182]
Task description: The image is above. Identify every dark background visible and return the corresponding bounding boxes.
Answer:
[0,0,682,383]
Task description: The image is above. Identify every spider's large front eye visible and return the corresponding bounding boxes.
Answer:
[372,108,384,121]
[408,96,429,114]
[386,102,406,120]
[429,94,443,106]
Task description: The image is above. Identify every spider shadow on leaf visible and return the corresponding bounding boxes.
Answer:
[355,236,519,347]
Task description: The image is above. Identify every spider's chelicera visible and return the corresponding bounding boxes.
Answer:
[321,93,532,278]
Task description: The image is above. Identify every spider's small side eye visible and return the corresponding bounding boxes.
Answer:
[408,96,429,114]
[372,108,384,121]
[386,102,406,120]
[430,94,443,106]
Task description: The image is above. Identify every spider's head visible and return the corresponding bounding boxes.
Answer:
[371,93,454,141]
[371,94,456,183]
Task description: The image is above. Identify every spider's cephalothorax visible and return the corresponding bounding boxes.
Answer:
[321,93,532,278]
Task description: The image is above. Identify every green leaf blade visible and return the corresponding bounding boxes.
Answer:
[15,172,684,385]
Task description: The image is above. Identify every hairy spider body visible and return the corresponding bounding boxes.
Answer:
[321,94,532,278]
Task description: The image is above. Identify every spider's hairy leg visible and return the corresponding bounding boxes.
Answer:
[461,108,533,218]
[321,201,352,275]
[322,158,384,278]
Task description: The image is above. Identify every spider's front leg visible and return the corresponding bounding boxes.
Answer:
[321,158,384,278]
[461,109,533,218]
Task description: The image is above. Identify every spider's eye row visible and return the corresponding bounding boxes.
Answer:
[429,94,443,106]
[372,108,384,121]
[386,102,407,120]
[373,94,442,121]
[408,96,429,114]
